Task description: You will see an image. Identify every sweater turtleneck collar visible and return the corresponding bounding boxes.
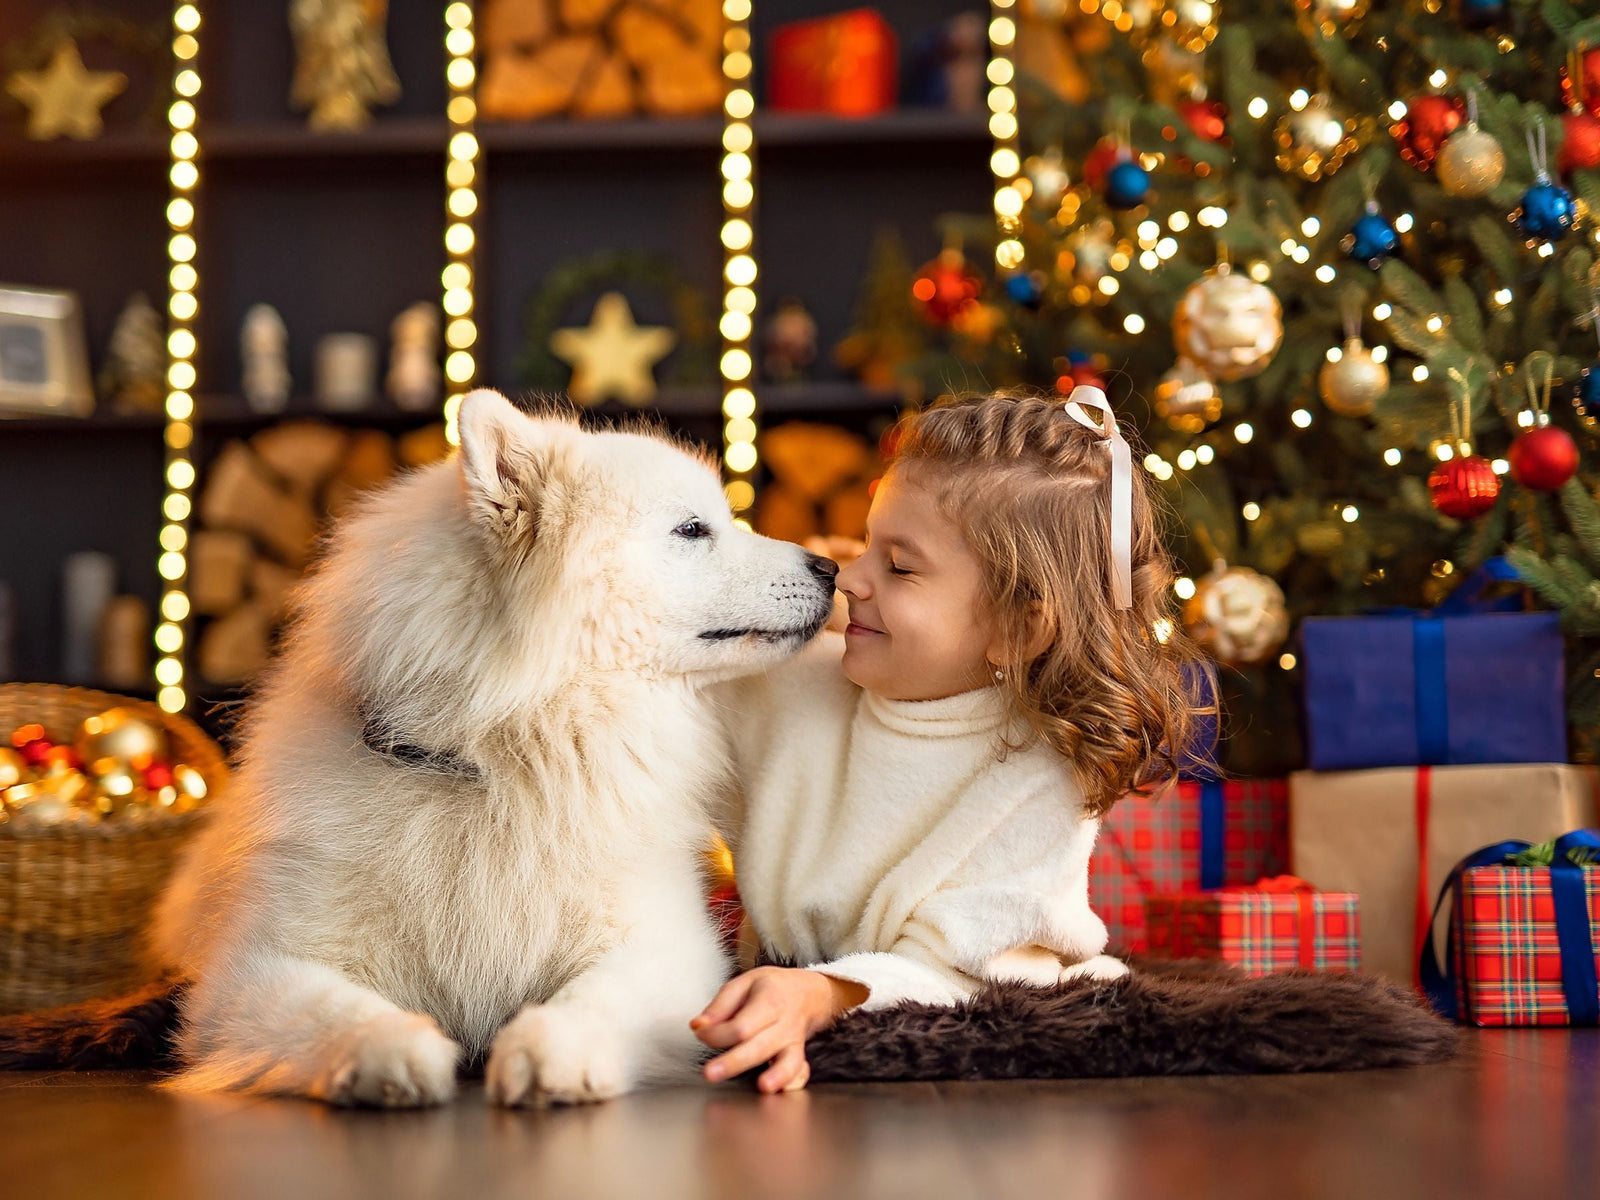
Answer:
[860,683,1010,738]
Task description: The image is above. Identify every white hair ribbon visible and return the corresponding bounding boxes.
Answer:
[1062,385,1133,610]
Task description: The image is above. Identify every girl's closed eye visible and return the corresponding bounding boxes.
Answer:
[888,561,913,577]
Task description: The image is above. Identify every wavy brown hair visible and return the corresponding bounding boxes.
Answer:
[891,391,1208,818]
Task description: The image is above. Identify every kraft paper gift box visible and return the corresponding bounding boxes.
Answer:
[1289,764,1597,985]
[1299,611,1565,771]
[1144,878,1360,976]
[1090,777,1287,953]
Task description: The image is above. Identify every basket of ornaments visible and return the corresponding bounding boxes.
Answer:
[0,684,226,1013]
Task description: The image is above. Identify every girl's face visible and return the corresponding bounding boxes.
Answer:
[836,466,1003,701]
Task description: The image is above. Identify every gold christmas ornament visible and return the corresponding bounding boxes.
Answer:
[550,292,677,407]
[1182,563,1290,667]
[4,39,126,141]
[1436,123,1505,198]
[1155,358,1222,432]
[1318,338,1389,417]
[74,707,168,768]
[4,788,85,828]
[173,763,209,804]
[0,747,24,789]
[3,709,211,825]
[1172,265,1283,382]
[1274,93,1360,180]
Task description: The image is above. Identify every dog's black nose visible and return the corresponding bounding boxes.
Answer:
[805,553,839,582]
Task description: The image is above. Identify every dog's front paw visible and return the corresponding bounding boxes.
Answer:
[1059,954,1131,984]
[486,1004,629,1108]
[312,1011,462,1108]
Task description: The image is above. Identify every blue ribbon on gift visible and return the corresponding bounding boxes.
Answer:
[1367,557,1526,767]
[1420,829,1600,1025]
[1198,778,1224,891]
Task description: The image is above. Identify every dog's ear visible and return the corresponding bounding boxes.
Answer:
[457,390,575,542]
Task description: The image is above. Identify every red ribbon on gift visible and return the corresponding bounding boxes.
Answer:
[1413,765,1433,992]
[1251,875,1318,970]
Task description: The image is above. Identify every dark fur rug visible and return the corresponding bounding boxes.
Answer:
[803,963,1459,1082]
[0,978,186,1071]
[0,963,1458,1081]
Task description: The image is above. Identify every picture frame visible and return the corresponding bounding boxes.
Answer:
[0,285,95,418]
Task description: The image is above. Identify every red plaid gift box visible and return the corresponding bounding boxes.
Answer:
[1144,878,1360,976]
[1451,862,1600,1027]
[1090,778,1287,952]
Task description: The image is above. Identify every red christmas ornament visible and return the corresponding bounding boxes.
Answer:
[911,249,981,326]
[143,761,175,790]
[1561,48,1600,119]
[1428,455,1501,518]
[1508,425,1580,491]
[1083,137,1122,192]
[1392,95,1464,170]
[19,738,54,768]
[1179,98,1227,143]
[1055,364,1107,393]
[1559,111,1600,175]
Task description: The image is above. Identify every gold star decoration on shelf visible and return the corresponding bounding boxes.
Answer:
[5,40,127,141]
[549,292,677,406]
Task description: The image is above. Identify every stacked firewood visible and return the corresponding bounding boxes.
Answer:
[753,423,878,545]
[479,0,724,121]
[190,422,449,684]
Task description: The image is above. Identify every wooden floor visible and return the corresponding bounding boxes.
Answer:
[3,1030,1596,1200]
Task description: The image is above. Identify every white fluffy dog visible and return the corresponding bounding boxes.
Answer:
[149,390,836,1108]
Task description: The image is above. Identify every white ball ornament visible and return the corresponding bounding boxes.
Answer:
[1318,338,1389,417]
[1172,265,1283,382]
[1182,564,1290,667]
[1436,123,1506,198]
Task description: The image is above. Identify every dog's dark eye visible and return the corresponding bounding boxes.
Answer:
[673,519,711,540]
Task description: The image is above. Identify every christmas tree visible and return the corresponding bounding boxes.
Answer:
[909,0,1600,767]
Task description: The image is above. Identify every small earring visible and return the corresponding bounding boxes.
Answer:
[992,667,1004,683]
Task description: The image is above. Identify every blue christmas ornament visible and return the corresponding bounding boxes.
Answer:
[1105,160,1151,210]
[1517,178,1577,242]
[1578,364,1600,421]
[1346,206,1398,268]
[1004,271,1045,308]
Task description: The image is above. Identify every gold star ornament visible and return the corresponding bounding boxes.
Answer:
[550,292,677,406]
[6,40,127,141]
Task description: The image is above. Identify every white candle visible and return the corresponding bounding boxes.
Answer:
[62,552,115,684]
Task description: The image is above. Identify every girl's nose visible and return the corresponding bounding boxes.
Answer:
[837,557,868,599]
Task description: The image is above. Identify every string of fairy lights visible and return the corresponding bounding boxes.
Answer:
[987,0,1024,276]
[442,1,480,446]
[720,0,759,524]
[154,0,203,715]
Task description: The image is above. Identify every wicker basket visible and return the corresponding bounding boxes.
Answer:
[0,684,228,1014]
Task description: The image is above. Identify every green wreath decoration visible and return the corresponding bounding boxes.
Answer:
[519,249,717,396]
[2,9,167,133]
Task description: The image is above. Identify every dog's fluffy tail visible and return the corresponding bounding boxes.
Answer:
[0,978,184,1071]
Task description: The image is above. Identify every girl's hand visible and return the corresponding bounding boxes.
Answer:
[690,966,867,1093]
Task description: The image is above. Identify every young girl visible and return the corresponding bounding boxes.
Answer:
[691,387,1203,1094]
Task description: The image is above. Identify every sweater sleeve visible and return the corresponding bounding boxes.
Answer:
[807,771,1112,1011]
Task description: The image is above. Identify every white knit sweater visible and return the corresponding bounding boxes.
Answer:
[719,634,1115,1011]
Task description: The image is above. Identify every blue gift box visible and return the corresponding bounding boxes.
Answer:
[1300,611,1567,771]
